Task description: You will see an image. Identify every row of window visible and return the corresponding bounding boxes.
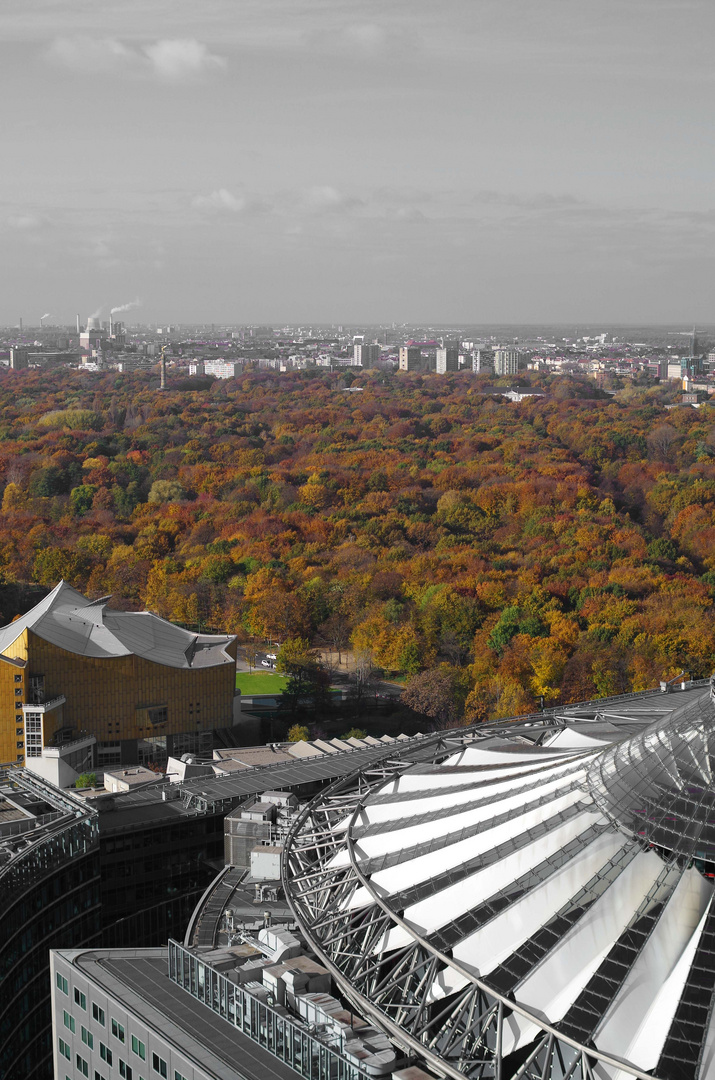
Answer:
[57,975,185,1080]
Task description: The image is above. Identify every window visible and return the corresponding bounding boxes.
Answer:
[174,1072,188,1080]
[25,712,43,757]
[76,1054,89,1077]
[29,674,44,703]
[98,741,121,766]
[81,1027,94,1050]
[119,1061,133,1079]
[15,714,22,722]
[131,1036,146,1061]
[16,741,23,749]
[95,1073,107,1080]
[14,674,22,682]
[59,1038,71,1060]
[152,1053,167,1078]
[100,1044,113,1067]
[16,727,23,735]
[111,1019,125,1043]
[74,988,87,1010]
[14,687,22,696]
[63,1010,76,1034]
[92,1003,105,1025]
[16,754,23,761]
[56,973,69,995]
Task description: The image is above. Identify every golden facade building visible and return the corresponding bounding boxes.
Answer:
[0,581,237,768]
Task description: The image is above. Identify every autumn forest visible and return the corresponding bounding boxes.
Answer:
[0,366,713,725]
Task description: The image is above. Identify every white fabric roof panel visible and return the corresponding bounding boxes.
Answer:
[0,580,235,669]
[345,768,594,864]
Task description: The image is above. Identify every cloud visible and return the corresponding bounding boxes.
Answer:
[303,186,364,214]
[192,188,246,213]
[6,212,46,230]
[45,35,226,80]
[142,39,226,80]
[191,188,270,215]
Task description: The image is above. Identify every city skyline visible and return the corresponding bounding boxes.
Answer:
[2,1,715,324]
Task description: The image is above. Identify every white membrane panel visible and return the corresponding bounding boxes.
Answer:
[345,785,591,910]
[594,868,713,1069]
[377,810,604,953]
[500,849,664,1053]
[360,759,590,825]
[427,830,627,1003]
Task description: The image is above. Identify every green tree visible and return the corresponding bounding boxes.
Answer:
[75,773,97,789]
[277,638,330,715]
[287,724,310,742]
[148,479,185,504]
[69,484,97,517]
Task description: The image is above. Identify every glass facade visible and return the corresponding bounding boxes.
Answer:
[167,940,372,1080]
[0,768,101,1080]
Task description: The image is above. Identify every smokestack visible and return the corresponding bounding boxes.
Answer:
[160,347,166,390]
[76,313,81,334]
[109,313,113,337]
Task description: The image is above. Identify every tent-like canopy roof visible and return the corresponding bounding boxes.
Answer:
[0,580,235,669]
[286,682,715,1080]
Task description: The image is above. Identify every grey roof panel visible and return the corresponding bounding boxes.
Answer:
[0,580,234,669]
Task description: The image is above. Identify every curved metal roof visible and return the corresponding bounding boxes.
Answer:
[0,580,235,668]
[285,686,715,1080]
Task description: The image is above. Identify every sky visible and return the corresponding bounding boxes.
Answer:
[2,0,715,325]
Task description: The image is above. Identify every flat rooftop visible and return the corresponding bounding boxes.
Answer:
[69,949,303,1080]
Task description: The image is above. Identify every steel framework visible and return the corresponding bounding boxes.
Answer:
[282,716,704,1080]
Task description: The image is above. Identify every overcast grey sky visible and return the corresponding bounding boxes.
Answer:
[2,0,715,325]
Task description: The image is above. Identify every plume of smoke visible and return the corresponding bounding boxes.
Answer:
[110,298,141,315]
[41,312,52,320]
[88,307,103,319]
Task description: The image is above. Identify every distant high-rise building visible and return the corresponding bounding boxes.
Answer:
[353,343,380,368]
[9,347,28,370]
[435,347,459,374]
[493,348,523,376]
[472,349,493,373]
[399,346,422,372]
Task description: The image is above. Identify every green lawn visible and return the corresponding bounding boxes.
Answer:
[235,671,287,695]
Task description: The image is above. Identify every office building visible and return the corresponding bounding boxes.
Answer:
[352,343,380,368]
[435,347,458,374]
[471,348,493,373]
[204,360,242,379]
[0,581,238,767]
[11,738,410,1079]
[493,348,523,376]
[0,768,100,1080]
[398,346,421,372]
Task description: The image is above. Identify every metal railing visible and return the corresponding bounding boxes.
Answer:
[168,938,376,1080]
